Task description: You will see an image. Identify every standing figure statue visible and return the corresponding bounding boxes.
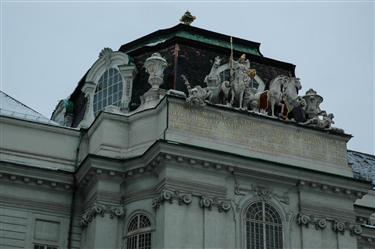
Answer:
[229,54,251,109]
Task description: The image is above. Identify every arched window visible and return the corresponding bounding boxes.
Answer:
[126,214,152,249]
[245,201,283,249]
[93,68,123,116]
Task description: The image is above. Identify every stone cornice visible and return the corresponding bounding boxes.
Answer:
[0,195,71,215]
[0,115,80,136]
[76,142,370,197]
[298,180,366,200]
[0,162,73,191]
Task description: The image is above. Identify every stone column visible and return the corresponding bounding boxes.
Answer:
[80,177,124,249]
[118,64,137,113]
[79,81,96,128]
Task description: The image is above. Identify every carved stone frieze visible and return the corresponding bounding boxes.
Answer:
[234,183,290,206]
[152,189,192,209]
[152,188,231,213]
[296,213,363,236]
[199,196,231,213]
[80,203,125,228]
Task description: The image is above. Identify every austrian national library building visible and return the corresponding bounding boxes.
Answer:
[1,12,374,249]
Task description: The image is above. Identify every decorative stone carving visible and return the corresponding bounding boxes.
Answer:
[315,218,327,230]
[254,186,272,200]
[144,52,167,90]
[217,200,231,213]
[182,74,208,107]
[229,54,251,109]
[152,189,192,209]
[296,213,363,236]
[303,110,334,129]
[180,10,196,25]
[180,53,342,131]
[297,214,311,227]
[332,220,346,234]
[178,193,193,205]
[199,196,231,213]
[99,47,113,69]
[199,196,214,210]
[350,224,363,236]
[80,203,125,228]
[302,89,323,119]
[137,53,168,109]
[152,188,231,213]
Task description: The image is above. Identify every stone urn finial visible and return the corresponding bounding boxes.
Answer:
[144,52,167,90]
[302,88,323,119]
[180,11,196,25]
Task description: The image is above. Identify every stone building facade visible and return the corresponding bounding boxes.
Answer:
[1,20,374,249]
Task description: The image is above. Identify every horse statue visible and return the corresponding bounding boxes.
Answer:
[204,56,221,86]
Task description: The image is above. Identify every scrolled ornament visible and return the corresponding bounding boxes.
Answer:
[110,206,125,219]
[160,189,175,203]
[178,193,192,205]
[315,218,327,230]
[217,201,231,213]
[152,197,161,209]
[92,203,105,217]
[199,196,213,209]
[332,221,346,234]
[297,214,311,227]
[350,225,362,236]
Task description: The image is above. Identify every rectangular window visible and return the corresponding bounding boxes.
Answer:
[34,244,57,249]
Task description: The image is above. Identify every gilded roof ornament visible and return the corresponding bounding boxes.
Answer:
[180,11,196,25]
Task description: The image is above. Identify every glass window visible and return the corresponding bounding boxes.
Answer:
[33,244,57,249]
[126,214,152,249]
[246,202,283,249]
[93,68,123,116]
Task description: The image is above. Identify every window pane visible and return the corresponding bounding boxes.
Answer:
[93,68,123,116]
[127,214,152,249]
[246,202,282,249]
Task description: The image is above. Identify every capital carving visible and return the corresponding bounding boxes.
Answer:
[80,203,125,228]
[152,189,192,209]
[296,212,362,236]
[297,214,311,227]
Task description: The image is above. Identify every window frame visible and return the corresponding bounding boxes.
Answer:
[125,213,153,249]
[93,67,124,117]
[244,200,284,249]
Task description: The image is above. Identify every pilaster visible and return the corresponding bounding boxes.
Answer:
[79,81,96,128]
[118,64,137,112]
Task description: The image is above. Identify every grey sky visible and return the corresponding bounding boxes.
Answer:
[2,1,374,154]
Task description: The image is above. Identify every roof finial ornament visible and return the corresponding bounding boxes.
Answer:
[180,10,196,25]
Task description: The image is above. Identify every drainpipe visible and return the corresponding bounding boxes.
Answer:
[67,130,84,249]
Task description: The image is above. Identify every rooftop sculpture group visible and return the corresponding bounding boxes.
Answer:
[180,52,340,132]
[141,49,341,133]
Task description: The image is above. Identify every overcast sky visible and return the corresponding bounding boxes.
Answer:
[1,1,374,154]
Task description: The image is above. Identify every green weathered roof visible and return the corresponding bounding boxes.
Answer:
[119,24,262,56]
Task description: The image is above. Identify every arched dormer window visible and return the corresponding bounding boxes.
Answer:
[126,214,152,249]
[93,68,123,116]
[245,201,283,249]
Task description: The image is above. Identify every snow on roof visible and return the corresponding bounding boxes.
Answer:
[348,150,375,186]
[0,90,58,125]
